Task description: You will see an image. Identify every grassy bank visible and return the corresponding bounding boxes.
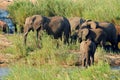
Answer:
[4,61,120,80]
[0,32,119,80]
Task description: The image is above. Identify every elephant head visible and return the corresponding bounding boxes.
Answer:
[77,28,89,42]
[80,20,97,29]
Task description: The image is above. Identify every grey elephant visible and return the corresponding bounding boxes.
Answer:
[68,17,85,32]
[77,28,107,48]
[80,39,96,67]
[68,17,85,44]
[80,20,118,49]
[24,15,71,48]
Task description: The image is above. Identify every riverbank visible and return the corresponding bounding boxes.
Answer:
[0,34,120,67]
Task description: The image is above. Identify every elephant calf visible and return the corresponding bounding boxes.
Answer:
[80,39,96,67]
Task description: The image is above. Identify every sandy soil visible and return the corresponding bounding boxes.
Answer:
[0,0,13,10]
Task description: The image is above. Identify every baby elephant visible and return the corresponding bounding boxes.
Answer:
[80,39,96,67]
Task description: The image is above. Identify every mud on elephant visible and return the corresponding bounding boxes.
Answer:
[79,39,96,67]
[24,15,71,48]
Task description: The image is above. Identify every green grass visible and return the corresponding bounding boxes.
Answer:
[4,61,120,80]
[8,0,120,30]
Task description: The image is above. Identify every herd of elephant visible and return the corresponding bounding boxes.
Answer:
[23,15,120,67]
[1,14,120,67]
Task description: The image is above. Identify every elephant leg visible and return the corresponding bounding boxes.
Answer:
[111,41,118,51]
[24,31,28,46]
[24,27,32,46]
[88,56,91,66]
[82,54,86,67]
[100,40,106,49]
[91,55,94,65]
[85,54,89,67]
[63,33,70,45]
[82,58,86,67]
[36,30,42,48]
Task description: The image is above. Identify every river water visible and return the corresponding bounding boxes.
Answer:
[0,66,119,79]
[0,9,15,33]
[0,67,9,80]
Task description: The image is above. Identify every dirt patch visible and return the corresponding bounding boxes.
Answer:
[0,0,13,10]
[105,54,120,66]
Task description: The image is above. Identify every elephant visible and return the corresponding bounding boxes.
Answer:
[111,19,120,49]
[77,28,107,48]
[68,17,85,44]
[68,17,85,32]
[0,20,8,33]
[80,20,118,49]
[114,25,120,49]
[24,15,71,48]
[79,39,96,67]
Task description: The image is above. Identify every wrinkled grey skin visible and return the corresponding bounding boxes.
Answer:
[80,39,96,67]
[68,17,85,44]
[24,15,71,48]
[80,20,118,49]
[77,28,107,48]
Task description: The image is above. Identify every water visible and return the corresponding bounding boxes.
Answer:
[0,67,9,80]
[0,9,15,33]
[111,66,120,71]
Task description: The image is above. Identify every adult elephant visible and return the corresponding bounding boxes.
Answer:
[79,39,96,67]
[111,19,120,49]
[77,28,107,48]
[0,20,8,33]
[24,15,71,48]
[68,17,85,44]
[80,20,118,49]
[68,17,85,32]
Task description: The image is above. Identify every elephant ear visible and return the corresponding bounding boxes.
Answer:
[32,15,42,30]
[81,28,89,40]
[87,21,97,29]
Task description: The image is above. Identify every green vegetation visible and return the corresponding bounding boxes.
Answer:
[8,0,120,29]
[4,61,120,80]
[1,0,119,79]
